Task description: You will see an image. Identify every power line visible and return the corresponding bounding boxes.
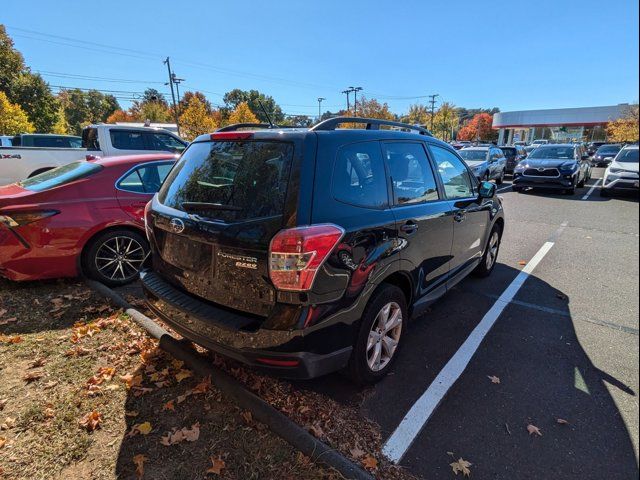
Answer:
[36,70,165,85]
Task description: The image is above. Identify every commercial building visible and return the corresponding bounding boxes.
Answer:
[493,104,629,145]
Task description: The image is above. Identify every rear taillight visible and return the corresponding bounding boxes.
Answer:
[143,201,152,239]
[269,224,344,292]
[210,132,254,141]
[0,210,59,228]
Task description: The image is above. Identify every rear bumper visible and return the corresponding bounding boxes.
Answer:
[140,270,352,379]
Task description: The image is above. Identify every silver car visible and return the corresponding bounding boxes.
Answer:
[459,146,507,184]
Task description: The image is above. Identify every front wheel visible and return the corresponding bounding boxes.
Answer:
[473,225,502,277]
[82,229,149,287]
[348,284,407,385]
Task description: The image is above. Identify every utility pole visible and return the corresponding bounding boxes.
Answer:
[317,97,325,120]
[342,89,351,113]
[163,57,181,136]
[171,73,185,116]
[428,94,439,132]
[351,87,363,115]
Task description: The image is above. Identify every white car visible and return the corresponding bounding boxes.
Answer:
[0,125,186,186]
[601,145,639,196]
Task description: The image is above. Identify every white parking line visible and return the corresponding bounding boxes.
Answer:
[381,222,568,463]
[581,178,602,200]
[497,185,513,193]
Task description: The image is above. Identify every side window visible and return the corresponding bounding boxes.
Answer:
[118,162,173,193]
[430,145,476,200]
[333,142,388,208]
[382,142,439,205]
[145,132,186,152]
[110,130,146,150]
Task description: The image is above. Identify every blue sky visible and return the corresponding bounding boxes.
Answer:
[2,0,638,116]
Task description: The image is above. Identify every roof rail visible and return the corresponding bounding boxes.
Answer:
[310,117,433,136]
[216,123,274,132]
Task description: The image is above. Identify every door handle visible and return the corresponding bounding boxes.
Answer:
[400,221,418,234]
[454,211,466,223]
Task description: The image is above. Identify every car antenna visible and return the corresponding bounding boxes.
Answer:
[258,100,276,128]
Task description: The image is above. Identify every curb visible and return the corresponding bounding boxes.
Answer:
[86,280,374,480]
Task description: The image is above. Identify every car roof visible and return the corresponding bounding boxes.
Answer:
[94,153,178,168]
[621,144,639,149]
[461,146,490,151]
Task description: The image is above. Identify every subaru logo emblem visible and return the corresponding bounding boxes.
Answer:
[170,218,185,234]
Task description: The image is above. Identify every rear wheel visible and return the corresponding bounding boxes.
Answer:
[82,229,149,287]
[473,225,502,277]
[348,284,407,385]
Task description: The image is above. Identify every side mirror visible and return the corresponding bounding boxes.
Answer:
[479,181,497,199]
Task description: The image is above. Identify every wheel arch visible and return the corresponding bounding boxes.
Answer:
[377,270,413,307]
[77,223,147,276]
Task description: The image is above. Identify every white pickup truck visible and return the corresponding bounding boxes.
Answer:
[0,124,187,186]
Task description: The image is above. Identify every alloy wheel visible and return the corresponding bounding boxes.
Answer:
[94,236,146,282]
[367,301,403,372]
[486,231,500,270]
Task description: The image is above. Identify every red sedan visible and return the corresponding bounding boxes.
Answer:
[0,153,177,286]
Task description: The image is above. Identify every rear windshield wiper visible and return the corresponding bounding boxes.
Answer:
[181,202,243,212]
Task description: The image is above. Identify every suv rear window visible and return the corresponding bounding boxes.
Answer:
[158,140,293,223]
[19,161,103,192]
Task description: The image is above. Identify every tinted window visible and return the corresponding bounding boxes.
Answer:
[383,142,439,205]
[459,149,487,161]
[333,141,388,208]
[110,130,146,150]
[597,145,621,155]
[18,162,103,192]
[500,148,517,156]
[617,149,639,163]
[29,136,82,148]
[145,132,186,152]
[430,146,475,199]
[118,162,174,193]
[159,141,293,223]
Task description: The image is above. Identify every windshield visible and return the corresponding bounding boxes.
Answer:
[159,140,293,223]
[528,146,575,160]
[616,149,639,163]
[18,161,103,192]
[597,145,621,155]
[459,150,487,161]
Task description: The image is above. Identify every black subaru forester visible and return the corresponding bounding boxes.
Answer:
[141,117,505,384]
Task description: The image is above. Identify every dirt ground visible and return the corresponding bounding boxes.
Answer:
[0,278,416,480]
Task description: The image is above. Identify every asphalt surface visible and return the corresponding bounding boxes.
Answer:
[303,168,639,479]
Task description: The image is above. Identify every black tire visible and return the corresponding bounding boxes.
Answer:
[496,169,505,185]
[577,175,586,188]
[565,188,576,195]
[82,229,149,287]
[473,224,502,277]
[348,284,407,385]
[600,189,609,197]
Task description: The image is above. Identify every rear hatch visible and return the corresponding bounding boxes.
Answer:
[150,135,296,317]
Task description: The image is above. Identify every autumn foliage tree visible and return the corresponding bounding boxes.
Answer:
[228,102,259,124]
[354,96,395,120]
[179,95,218,141]
[0,91,35,134]
[606,104,639,142]
[456,112,497,142]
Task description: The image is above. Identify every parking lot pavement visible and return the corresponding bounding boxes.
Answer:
[303,171,639,479]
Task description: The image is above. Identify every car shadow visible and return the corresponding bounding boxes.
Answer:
[295,265,639,478]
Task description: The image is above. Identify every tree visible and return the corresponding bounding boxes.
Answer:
[179,95,218,141]
[130,88,170,123]
[432,102,459,141]
[354,96,395,120]
[58,89,120,135]
[606,104,639,142]
[10,72,59,132]
[280,115,313,127]
[228,101,259,124]
[402,104,430,125]
[0,25,25,97]
[0,91,34,134]
[223,89,284,123]
[457,113,497,142]
[106,109,138,123]
[51,106,69,134]
[179,91,212,114]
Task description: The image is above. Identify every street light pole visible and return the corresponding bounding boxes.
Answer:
[342,89,351,112]
[317,97,325,120]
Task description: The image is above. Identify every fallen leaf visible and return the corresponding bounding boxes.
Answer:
[0,317,17,326]
[206,456,226,475]
[350,446,366,458]
[0,436,6,449]
[23,371,44,383]
[161,422,200,445]
[556,418,569,425]
[361,455,378,471]
[133,454,147,479]
[129,422,153,436]
[175,369,193,383]
[183,422,200,442]
[0,335,22,344]
[0,308,6,317]
[241,411,253,425]
[487,375,501,384]
[527,424,542,436]
[171,359,184,370]
[191,376,211,394]
[450,457,472,477]
[163,400,175,411]
[79,410,102,432]
[44,407,55,419]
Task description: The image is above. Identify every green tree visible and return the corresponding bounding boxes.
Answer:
[0,91,34,134]
[0,25,25,97]
[131,88,170,123]
[432,102,458,141]
[402,104,430,125]
[223,89,284,123]
[58,89,120,134]
[10,72,59,132]
[354,96,395,120]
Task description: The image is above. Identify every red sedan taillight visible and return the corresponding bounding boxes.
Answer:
[268,224,344,292]
[0,210,59,228]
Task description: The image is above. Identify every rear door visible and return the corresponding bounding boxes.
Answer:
[383,141,454,300]
[150,138,295,317]
[115,161,175,222]
[428,144,491,280]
